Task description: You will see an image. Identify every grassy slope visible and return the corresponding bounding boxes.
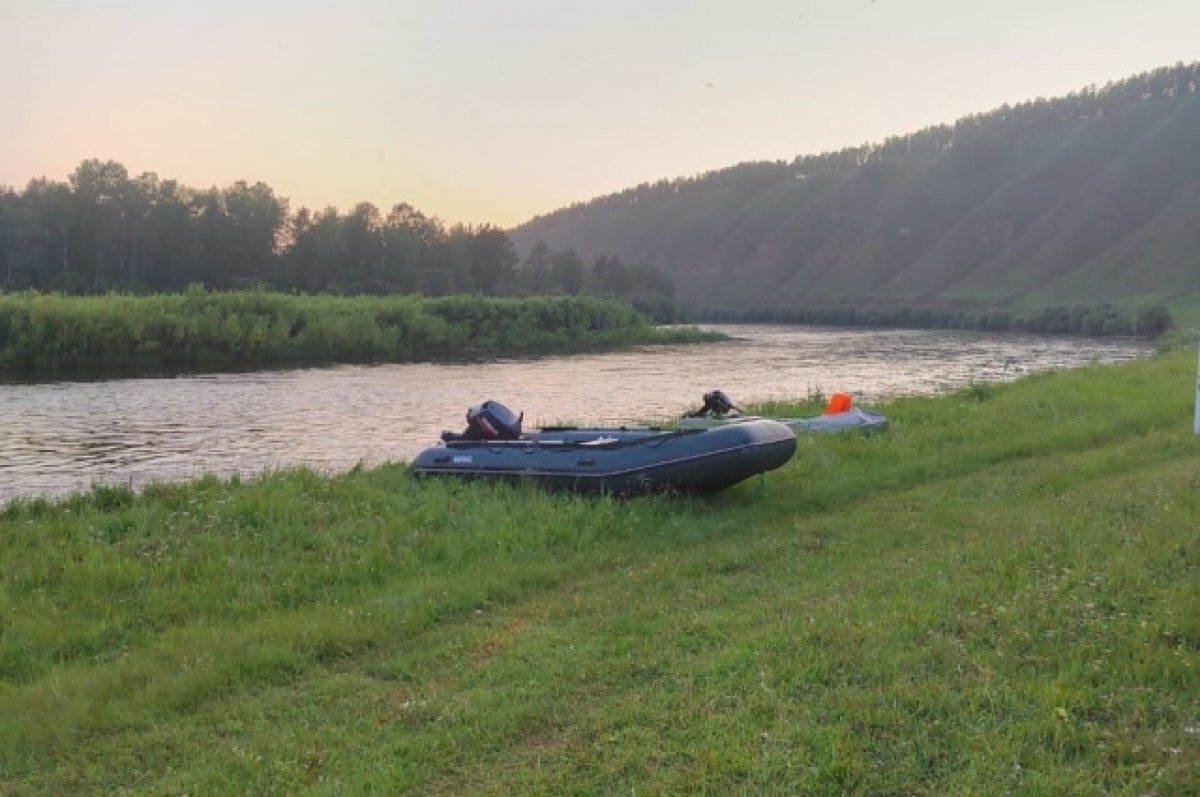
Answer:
[2,351,1198,794]
[1166,291,1200,330]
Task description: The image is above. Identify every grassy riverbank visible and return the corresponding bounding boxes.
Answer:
[0,289,718,380]
[2,349,1198,794]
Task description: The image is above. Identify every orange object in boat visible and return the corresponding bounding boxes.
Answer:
[824,392,853,415]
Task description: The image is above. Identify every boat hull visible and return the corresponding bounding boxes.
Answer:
[410,419,797,496]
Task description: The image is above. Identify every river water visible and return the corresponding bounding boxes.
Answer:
[0,325,1152,504]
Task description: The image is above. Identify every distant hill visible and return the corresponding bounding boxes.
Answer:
[512,63,1200,323]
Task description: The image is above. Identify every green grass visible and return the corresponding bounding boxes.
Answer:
[0,289,720,380]
[1166,289,1200,332]
[2,351,1198,794]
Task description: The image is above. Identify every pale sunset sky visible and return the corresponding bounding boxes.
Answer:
[4,0,1198,228]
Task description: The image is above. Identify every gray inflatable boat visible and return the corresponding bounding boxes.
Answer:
[677,390,887,434]
[410,403,797,496]
[678,407,888,434]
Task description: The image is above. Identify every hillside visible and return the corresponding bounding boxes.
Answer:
[512,63,1200,318]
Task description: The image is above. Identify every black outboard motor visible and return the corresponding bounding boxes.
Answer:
[685,390,741,418]
[459,400,524,440]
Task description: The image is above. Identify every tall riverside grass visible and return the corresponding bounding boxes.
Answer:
[1,351,1198,794]
[0,289,718,378]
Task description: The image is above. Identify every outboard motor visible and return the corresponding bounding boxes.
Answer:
[685,389,741,418]
[463,400,524,440]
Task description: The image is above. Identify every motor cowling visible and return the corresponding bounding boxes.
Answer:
[701,390,738,416]
[682,389,741,418]
[465,400,523,440]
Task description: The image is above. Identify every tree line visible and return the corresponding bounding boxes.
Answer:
[0,161,680,319]
[696,302,1174,339]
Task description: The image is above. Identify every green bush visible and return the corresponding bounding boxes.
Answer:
[0,290,688,378]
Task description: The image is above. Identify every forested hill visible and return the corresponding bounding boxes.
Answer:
[511,63,1200,317]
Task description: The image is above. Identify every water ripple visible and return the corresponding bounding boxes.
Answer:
[0,325,1151,503]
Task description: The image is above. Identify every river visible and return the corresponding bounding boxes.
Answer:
[0,325,1152,504]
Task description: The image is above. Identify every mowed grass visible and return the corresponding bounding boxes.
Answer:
[1,350,1198,795]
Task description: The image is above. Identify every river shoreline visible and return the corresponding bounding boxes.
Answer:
[0,325,1154,506]
[2,349,1196,793]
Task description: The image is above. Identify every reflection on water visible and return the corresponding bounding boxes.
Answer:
[0,325,1152,503]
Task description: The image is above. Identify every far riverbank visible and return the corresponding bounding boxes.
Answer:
[0,290,719,382]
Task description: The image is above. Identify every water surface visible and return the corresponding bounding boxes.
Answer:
[0,325,1152,503]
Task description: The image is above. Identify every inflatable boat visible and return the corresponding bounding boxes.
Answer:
[678,407,888,434]
[677,390,888,434]
[410,401,797,496]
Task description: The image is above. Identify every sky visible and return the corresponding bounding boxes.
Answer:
[4,0,1199,228]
